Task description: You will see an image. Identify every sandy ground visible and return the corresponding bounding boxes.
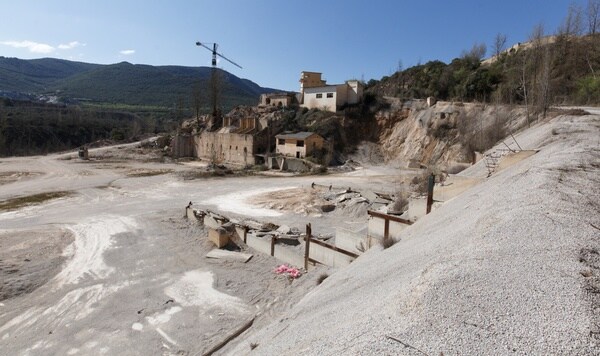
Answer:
[0,141,408,355]
[224,114,600,355]
[0,227,73,301]
[3,113,596,355]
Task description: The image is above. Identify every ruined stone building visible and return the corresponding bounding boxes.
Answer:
[172,106,274,166]
[194,108,272,166]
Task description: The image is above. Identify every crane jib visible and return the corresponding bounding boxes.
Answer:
[195,41,242,69]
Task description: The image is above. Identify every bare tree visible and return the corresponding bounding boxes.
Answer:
[587,0,600,34]
[461,42,487,61]
[558,2,583,37]
[209,68,224,126]
[518,53,531,127]
[529,23,546,110]
[191,81,203,123]
[538,47,552,118]
[493,33,508,58]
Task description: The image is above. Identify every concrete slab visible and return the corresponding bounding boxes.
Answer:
[206,249,253,263]
[496,150,537,172]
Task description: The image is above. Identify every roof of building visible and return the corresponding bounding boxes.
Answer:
[303,84,343,91]
[263,92,296,98]
[275,131,321,140]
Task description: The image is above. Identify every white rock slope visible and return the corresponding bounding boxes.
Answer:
[227,114,600,355]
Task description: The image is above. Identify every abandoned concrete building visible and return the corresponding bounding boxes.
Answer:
[258,92,298,108]
[299,71,364,112]
[275,131,325,159]
[197,108,273,165]
[172,106,273,165]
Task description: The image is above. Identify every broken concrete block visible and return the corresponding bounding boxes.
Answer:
[208,227,229,248]
[276,225,291,234]
[204,215,221,229]
[348,197,368,205]
[337,194,349,203]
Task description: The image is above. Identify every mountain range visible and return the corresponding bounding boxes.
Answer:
[0,57,279,109]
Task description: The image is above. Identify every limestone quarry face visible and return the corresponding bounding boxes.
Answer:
[375,100,530,169]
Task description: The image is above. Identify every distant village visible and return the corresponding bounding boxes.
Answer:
[172,71,364,171]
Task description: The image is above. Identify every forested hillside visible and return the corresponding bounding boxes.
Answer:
[0,57,276,110]
[368,14,600,113]
[0,98,168,156]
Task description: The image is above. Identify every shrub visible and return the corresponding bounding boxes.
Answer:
[576,76,600,104]
[391,191,409,213]
[457,109,508,154]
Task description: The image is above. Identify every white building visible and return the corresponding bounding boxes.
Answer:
[299,71,363,112]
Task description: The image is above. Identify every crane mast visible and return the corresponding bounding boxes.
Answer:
[195,41,242,125]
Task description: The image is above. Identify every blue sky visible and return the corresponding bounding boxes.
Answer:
[0,0,586,91]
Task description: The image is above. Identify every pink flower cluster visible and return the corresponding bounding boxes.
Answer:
[274,264,302,279]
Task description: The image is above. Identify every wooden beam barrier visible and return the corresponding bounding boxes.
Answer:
[302,234,359,259]
[367,210,413,225]
[308,257,321,266]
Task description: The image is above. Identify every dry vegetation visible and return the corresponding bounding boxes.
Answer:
[0,191,72,211]
[126,168,174,177]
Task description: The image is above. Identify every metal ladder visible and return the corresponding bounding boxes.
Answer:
[484,134,523,177]
[484,152,502,177]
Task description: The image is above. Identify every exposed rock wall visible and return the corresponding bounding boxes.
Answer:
[374,100,528,169]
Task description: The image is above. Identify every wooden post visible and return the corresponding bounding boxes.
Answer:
[270,235,275,256]
[243,226,248,244]
[304,223,311,270]
[426,173,435,214]
[384,219,389,240]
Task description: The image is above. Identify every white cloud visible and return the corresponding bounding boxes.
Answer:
[0,40,55,54]
[58,41,84,50]
[119,49,135,55]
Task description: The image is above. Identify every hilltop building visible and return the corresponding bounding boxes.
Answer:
[258,92,298,108]
[299,71,364,112]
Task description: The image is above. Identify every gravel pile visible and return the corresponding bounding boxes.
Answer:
[225,114,600,355]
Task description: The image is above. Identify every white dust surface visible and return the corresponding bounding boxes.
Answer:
[165,270,250,314]
[55,216,137,286]
[205,186,297,217]
[0,283,124,336]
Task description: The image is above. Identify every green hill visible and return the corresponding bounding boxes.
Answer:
[0,57,98,93]
[0,57,278,110]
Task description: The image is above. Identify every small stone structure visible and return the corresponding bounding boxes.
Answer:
[259,92,298,108]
